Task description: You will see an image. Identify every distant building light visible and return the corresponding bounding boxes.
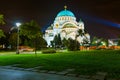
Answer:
[16,23,21,27]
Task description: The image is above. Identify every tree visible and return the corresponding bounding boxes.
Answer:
[118,40,120,46]
[0,32,9,49]
[52,34,62,48]
[20,20,43,54]
[0,29,5,38]
[90,37,99,46]
[62,38,68,48]
[0,14,5,25]
[0,14,5,38]
[9,33,21,49]
[76,29,84,46]
[82,34,90,47]
[57,34,62,46]
[53,35,58,48]
[83,38,89,46]
[36,37,47,50]
[67,38,79,51]
[117,36,120,46]
[0,14,7,49]
[77,29,84,37]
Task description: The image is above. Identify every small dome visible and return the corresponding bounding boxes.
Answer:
[47,25,53,30]
[79,19,84,23]
[57,10,75,17]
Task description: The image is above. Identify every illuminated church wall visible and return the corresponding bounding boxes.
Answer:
[44,6,90,47]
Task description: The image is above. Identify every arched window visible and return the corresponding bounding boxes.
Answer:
[62,17,64,20]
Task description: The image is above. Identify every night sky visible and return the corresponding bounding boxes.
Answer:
[0,0,120,39]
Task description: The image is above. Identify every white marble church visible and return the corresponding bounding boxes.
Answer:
[44,6,90,47]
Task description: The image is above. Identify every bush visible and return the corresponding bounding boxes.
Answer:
[67,38,80,51]
[41,49,56,54]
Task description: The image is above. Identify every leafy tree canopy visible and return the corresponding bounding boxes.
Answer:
[0,14,5,25]
[67,38,80,51]
[20,20,42,39]
[52,34,62,48]
[9,33,21,49]
[0,29,5,38]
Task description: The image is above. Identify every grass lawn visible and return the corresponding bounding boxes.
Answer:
[0,50,120,78]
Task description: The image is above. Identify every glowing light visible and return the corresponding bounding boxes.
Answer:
[91,17,120,28]
[16,22,21,27]
[100,41,106,46]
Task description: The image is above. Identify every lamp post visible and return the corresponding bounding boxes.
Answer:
[16,22,21,54]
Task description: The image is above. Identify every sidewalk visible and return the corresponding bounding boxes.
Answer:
[0,67,88,80]
[0,65,115,80]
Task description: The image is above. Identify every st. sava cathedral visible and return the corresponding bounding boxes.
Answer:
[44,6,90,47]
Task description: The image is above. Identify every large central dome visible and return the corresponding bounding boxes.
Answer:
[57,10,75,17]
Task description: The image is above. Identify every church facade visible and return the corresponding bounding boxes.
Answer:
[44,6,90,47]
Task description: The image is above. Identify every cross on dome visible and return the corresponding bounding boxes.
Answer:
[64,5,67,10]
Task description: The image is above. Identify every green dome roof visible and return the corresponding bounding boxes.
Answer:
[57,10,75,17]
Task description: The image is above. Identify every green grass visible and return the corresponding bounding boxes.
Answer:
[0,50,120,78]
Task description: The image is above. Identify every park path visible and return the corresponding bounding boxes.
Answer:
[0,65,115,80]
[0,67,87,80]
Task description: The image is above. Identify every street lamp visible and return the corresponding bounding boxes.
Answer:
[16,22,21,54]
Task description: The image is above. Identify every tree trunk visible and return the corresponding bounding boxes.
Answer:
[34,38,37,56]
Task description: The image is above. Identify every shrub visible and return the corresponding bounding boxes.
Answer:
[41,49,56,54]
[67,38,80,51]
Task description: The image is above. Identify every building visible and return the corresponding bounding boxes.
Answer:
[44,6,90,47]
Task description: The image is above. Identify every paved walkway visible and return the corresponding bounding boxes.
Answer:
[0,65,114,80]
[0,67,87,80]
